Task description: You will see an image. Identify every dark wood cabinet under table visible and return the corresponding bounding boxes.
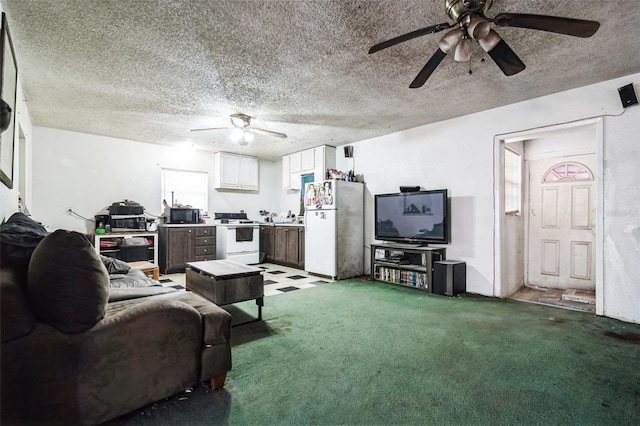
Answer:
[159,225,216,274]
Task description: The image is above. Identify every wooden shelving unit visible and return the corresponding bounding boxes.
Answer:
[94,232,158,264]
[370,243,446,293]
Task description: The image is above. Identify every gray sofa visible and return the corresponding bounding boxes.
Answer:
[1,225,232,425]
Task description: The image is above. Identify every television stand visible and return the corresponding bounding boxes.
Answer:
[370,242,446,292]
[381,241,425,249]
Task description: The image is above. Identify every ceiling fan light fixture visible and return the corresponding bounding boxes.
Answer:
[230,113,251,128]
[230,127,243,142]
[438,28,464,53]
[478,29,501,52]
[467,16,491,40]
[454,37,472,62]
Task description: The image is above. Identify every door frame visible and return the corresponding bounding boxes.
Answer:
[493,118,604,315]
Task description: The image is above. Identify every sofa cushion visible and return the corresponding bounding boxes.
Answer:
[0,268,36,343]
[0,212,49,282]
[27,230,109,333]
[108,286,178,302]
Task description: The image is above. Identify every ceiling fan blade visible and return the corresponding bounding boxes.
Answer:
[409,48,448,88]
[249,128,288,139]
[190,127,227,132]
[369,22,453,54]
[408,28,463,88]
[479,30,526,76]
[492,13,600,38]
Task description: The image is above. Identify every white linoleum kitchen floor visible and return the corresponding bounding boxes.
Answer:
[159,263,334,297]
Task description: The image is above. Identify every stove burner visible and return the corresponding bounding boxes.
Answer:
[214,212,248,221]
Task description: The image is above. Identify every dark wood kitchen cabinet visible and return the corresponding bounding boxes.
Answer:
[297,227,305,269]
[274,227,287,263]
[159,225,216,274]
[260,225,275,262]
[268,225,305,269]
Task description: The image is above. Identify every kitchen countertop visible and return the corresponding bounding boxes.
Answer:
[159,223,216,227]
[159,222,305,227]
[260,222,304,227]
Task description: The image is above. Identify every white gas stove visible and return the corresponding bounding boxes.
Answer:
[213,213,260,264]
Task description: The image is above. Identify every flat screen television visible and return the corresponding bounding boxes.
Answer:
[374,189,448,245]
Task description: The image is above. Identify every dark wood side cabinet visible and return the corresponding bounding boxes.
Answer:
[260,225,275,262]
[159,225,216,274]
[273,227,287,263]
[297,227,305,269]
[264,225,305,269]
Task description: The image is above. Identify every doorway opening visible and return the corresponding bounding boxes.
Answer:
[494,119,604,315]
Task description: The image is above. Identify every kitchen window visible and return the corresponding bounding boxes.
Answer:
[161,169,208,211]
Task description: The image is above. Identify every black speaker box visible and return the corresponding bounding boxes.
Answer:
[618,83,638,108]
[399,186,420,193]
[433,261,466,296]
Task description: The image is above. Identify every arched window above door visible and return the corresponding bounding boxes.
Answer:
[543,162,594,183]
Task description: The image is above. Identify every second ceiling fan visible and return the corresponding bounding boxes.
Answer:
[369,0,600,88]
[191,113,287,145]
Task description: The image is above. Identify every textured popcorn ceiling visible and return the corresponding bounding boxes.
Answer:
[2,0,639,161]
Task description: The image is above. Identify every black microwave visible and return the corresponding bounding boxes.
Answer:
[165,208,201,224]
[110,215,146,231]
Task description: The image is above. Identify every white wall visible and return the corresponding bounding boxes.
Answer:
[0,79,33,222]
[336,73,640,324]
[25,73,640,324]
[31,127,278,233]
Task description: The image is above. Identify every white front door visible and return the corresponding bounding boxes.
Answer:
[527,154,596,290]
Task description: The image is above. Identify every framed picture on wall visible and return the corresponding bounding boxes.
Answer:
[0,12,18,189]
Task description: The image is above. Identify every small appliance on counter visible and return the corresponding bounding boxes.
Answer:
[94,214,110,234]
[164,207,201,224]
[108,200,144,215]
[109,215,147,232]
[101,200,147,232]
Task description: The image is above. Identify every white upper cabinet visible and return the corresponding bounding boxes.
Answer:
[301,149,315,171]
[214,152,259,190]
[314,145,335,181]
[240,155,259,190]
[289,152,301,173]
[282,154,291,189]
[282,145,335,189]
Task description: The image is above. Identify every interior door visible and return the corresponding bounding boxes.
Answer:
[527,154,595,290]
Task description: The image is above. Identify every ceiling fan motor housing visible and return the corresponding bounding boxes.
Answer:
[230,113,252,128]
[445,0,493,21]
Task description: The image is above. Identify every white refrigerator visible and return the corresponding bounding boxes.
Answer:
[304,179,364,279]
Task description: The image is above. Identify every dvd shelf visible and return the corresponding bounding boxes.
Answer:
[370,243,446,293]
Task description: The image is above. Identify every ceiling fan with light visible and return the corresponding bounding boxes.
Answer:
[369,0,600,88]
[191,113,287,145]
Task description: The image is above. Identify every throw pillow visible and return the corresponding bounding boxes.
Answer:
[27,230,109,333]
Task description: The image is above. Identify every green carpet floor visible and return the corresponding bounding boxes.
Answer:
[109,279,640,425]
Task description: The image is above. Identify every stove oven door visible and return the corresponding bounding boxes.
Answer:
[223,226,260,264]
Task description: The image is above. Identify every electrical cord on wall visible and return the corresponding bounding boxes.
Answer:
[67,209,94,222]
[144,209,163,218]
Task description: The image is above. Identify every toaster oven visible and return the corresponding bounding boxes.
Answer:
[109,215,146,231]
[164,208,201,224]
